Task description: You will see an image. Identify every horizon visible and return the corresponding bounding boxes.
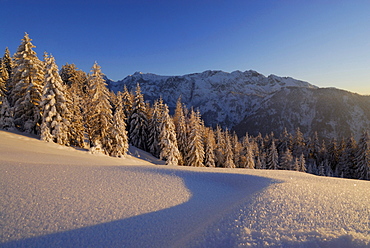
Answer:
[1,0,369,95]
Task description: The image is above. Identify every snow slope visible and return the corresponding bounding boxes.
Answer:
[1,130,369,247]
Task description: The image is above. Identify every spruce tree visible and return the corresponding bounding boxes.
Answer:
[129,83,148,151]
[40,53,70,145]
[0,96,14,130]
[2,47,14,96]
[266,140,279,170]
[109,91,129,157]
[280,148,294,170]
[203,127,216,168]
[223,129,236,168]
[11,33,44,134]
[185,109,205,167]
[173,97,187,165]
[214,125,225,167]
[158,103,181,165]
[355,131,370,180]
[0,60,8,102]
[147,98,163,157]
[86,62,113,153]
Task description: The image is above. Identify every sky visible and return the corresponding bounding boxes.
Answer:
[1,0,370,95]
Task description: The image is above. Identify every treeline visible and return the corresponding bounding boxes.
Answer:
[1,33,369,180]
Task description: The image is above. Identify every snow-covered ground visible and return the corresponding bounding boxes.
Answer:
[1,130,369,247]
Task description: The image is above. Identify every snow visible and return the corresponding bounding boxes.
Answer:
[1,130,369,247]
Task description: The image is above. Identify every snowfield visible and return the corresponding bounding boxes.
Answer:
[1,130,369,247]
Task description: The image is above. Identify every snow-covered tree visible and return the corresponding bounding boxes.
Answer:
[280,148,294,170]
[0,96,14,130]
[85,62,113,153]
[2,47,14,96]
[109,91,129,157]
[239,134,255,169]
[40,53,70,145]
[355,131,370,180]
[223,129,236,168]
[336,136,357,178]
[214,125,225,167]
[158,103,181,165]
[129,83,148,151]
[0,60,8,102]
[173,97,187,165]
[203,127,216,168]
[266,140,279,170]
[10,33,44,134]
[186,109,205,167]
[147,98,163,158]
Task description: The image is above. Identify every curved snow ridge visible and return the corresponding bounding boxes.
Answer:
[190,170,370,248]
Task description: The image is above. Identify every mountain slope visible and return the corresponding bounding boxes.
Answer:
[109,70,370,140]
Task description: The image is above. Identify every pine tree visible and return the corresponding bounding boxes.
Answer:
[292,127,305,158]
[85,62,113,153]
[128,83,148,151]
[40,53,70,145]
[109,91,129,157]
[158,103,181,165]
[185,109,205,167]
[355,131,370,180]
[10,33,44,134]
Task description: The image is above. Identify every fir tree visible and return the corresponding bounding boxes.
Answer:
[86,62,113,153]
[158,103,181,165]
[0,96,14,130]
[223,129,236,168]
[109,91,129,157]
[203,127,216,167]
[40,53,70,145]
[147,98,163,158]
[185,109,205,167]
[129,83,148,151]
[266,140,279,170]
[280,148,294,170]
[240,134,255,169]
[214,125,225,167]
[2,47,14,96]
[10,33,44,134]
[355,131,370,180]
[0,60,8,102]
[173,97,187,165]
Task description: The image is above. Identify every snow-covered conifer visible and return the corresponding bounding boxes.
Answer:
[214,125,225,167]
[223,129,236,168]
[86,62,113,152]
[2,47,14,96]
[203,127,216,167]
[158,103,181,165]
[40,53,70,145]
[355,131,370,180]
[0,60,8,102]
[279,148,293,170]
[128,83,148,151]
[336,136,357,178]
[0,96,14,130]
[147,98,163,158]
[109,91,129,157]
[185,109,205,167]
[10,33,44,134]
[240,134,255,169]
[173,97,187,165]
[266,140,279,170]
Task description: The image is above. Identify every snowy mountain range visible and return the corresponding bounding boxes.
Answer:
[108,70,370,140]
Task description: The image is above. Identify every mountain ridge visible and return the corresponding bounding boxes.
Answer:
[108,70,370,140]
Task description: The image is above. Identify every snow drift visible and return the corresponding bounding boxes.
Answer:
[1,130,369,247]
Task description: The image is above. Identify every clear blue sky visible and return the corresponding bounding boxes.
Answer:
[1,0,369,95]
